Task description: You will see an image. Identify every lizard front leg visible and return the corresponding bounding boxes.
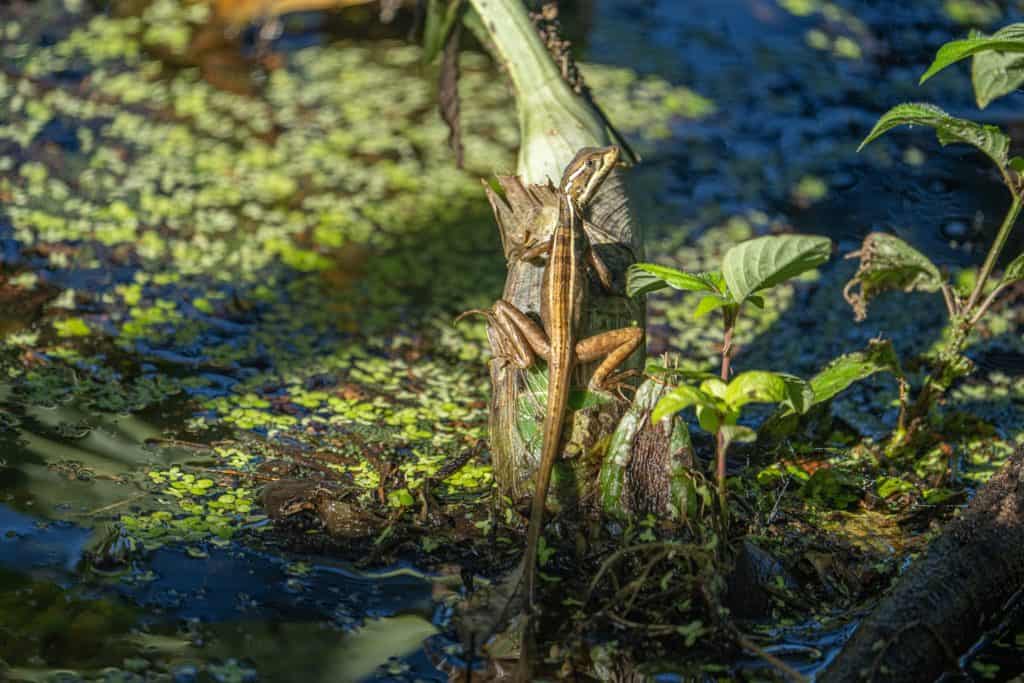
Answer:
[510,231,622,295]
[575,326,644,393]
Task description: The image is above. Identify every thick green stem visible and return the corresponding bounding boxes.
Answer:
[467,0,608,183]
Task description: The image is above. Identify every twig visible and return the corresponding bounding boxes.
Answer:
[939,282,957,318]
[144,437,214,450]
[586,542,702,602]
[605,612,677,635]
[86,493,147,517]
[969,282,1009,327]
[735,632,809,683]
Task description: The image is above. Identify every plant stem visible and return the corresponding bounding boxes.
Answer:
[720,308,736,382]
[716,308,737,510]
[715,431,727,507]
[467,0,608,184]
[903,194,1022,431]
[964,194,1022,313]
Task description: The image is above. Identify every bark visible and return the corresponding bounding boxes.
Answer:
[467,0,645,501]
[822,447,1024,682]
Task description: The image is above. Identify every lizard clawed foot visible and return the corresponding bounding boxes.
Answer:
[592,369,641,402]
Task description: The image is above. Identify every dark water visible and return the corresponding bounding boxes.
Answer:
[593,0,1022,266]
[0,502,447,682]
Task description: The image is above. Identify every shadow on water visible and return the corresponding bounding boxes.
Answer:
[1,500,444,682]
[0,388,449,681]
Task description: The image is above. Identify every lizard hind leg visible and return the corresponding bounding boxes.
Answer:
[457,300,551,372]
[575,326,644,397]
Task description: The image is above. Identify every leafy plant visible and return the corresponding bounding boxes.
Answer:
[627,234,831,504]
[759,338,904,442]
[852,24,1024,445]
[649,369,813,506]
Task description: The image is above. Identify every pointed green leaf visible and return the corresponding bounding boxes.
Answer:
[970,30,1024,109]
[808,339,901,405]
[758,341,901,442]
[699,378,728,400]
[651,385,714,423]
[858,103,1009,172]
[999,251,1024,286]
[719,424,757,446]
[627,263,723,297]
[843,233,944,321]
[643,361,717,384]
[920,23,1024,85]
[423,0,465,64]
[693,294,730,319]
[746,295,766,309]
[696,404,722,434]
[725,371,812,414]
[721,235,832,303]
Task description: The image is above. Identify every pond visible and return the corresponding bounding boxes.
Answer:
[0,0,1022,680]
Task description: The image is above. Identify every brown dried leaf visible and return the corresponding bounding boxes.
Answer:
[439,21,464,168]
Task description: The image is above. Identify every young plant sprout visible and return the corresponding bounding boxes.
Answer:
[627,234,831,505]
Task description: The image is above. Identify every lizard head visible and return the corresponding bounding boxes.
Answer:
[560,145,620,208]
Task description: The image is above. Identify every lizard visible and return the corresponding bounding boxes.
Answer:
[461,145,643,610]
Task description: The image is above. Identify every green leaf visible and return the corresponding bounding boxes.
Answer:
[971,31,1024,109]
[643,361,716,384]
[877,476,915,499]
[54,317,91,337]
[724,371,812,413]
[719,424,756,446]
[746,295,765,309]
[800,468,862,510]
[698,377,727,400]
[858,103,1010,172]
[651,385,714,423]
[692,294,730,319]
[721,235,831,303]
[423,0,464,64]
[459,4,489,47]
[920,23,1024,85]
[696,404,722,434]
[999,251,1024,286]
[627,263,723,298]
[843,233,944,321]
[808,339,901,405]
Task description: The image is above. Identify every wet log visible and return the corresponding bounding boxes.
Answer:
[822,447,1024,682]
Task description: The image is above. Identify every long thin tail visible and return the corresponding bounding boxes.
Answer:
[522,359,572,608]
